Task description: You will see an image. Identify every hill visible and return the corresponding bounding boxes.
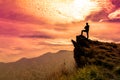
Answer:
[52,35,120,80]
[48,35,120,80]
[0,50,74,80]
[72,35,120,69]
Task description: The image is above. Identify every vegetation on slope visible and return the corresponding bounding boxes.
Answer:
[50,35,120,80]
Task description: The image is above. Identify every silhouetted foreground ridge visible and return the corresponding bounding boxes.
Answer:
[72,35,120,69]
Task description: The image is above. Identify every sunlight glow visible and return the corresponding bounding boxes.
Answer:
[70,0,99,20]
[18,0,101,23]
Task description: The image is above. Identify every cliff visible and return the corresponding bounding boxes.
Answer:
[72,35,120,69]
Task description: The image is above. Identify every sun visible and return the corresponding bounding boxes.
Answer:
[17,0,100,23]
[68,0,99,20]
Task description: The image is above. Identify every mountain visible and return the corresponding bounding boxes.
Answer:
[0,50,74,80]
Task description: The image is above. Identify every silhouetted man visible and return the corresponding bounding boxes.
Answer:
[81,23,90,39]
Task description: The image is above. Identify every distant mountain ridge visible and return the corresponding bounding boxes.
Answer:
[0,50,74,80]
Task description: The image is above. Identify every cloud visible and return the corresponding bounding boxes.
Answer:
[110,0,120,9]
[85,10,109,22]
[93,33,120,42]
[99,19,120,22]
[84,0,120,22]
[90,22,120,42]
[0,12,46,25]
[20,35,53,39]
[20,31,54,39]
[0,20,21,36]
[108,9,120,19]
[1,0,119,24]
[0,0,46,25]
[99,9,120,22]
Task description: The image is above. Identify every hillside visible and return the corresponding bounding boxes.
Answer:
[48,35,120,80]
[0,50,74,80]
[53,35,120,80]
[72,35,120,69]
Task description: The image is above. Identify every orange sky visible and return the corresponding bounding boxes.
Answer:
[0,0,120,62]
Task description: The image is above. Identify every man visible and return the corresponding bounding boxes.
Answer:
[81,23,90,39]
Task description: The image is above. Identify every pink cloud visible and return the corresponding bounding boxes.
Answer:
[20,31,54,39]
[108,9,120,19]
[100,9,120,22]
[0,0,46,25]
[90,22,120,42]
[110,0,120,9]
[85,0,120,22]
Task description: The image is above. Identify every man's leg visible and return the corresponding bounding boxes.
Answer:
[81,30,83,35]
[81,30,85,35]
[87,31,89,39]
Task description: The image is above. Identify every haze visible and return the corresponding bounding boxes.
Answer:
[0,0,120,62]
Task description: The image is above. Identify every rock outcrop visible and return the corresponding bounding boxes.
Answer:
[71,35,90,68]
[72,35,120,68]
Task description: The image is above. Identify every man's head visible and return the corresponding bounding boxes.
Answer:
[86,23,88,25]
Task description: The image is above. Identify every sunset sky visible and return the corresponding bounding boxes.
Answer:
[0,0,120,62]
